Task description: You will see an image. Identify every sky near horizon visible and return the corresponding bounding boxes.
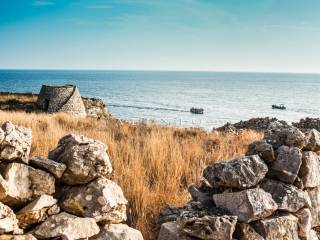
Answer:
[1,0,320,73]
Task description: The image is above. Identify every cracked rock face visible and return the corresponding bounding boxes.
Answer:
[270,146,302,184]
[33,212,100,240]
[252,214,299,240]
[48,134,113,185]
[213,188,278,223]
[16,194,59,229]
[0,202,21,234]
[236,223,264,240]
[0,122,32,164]
[260,179,311,213]
[246,141,275,163]
[265,121,306,149]
[294,208,312,238]
[203,155,268,189]
[304,129,320,152]
[60,178,127,223]
[0,163,55,207]
[29,156,66,179]
[90,223,144,240]
[307,186,320,227]
[298,151,320,188]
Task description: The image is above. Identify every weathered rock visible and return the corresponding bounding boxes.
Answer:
[60,178,127,223]
[294,208,312,238]
[188,184,213,207]
[0,163,55,206]
[16,194,59,229]
[0,234,36,240]
[260,179,311,212]
[213,188,277,223]
[203,155,268,189]
[299,151,320,188]
[270,146,302,184]
[246,141,275,163]
[236,223,264,240]
[90,223,143,240]
[179,215,237,240]
[48,134,113,185]
[29,156,66,179]
[0,202,21,234]
[33,212,100,240]
[158,222,184,240]
[0,121,32,164]
[306,230,319,240]
[265,121,306,149]
[252,214,299,240]
[304,129,320,152]
[157,202,228,226]
[307,186,320,227]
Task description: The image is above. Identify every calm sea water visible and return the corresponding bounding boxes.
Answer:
[0,70,319,130]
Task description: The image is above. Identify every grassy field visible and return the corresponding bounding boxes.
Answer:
[0,111,263,239]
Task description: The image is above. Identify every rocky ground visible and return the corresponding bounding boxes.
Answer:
[157,121,320,239]
[0,121,143,239]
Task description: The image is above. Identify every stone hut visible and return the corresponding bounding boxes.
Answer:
[37,84,86,117]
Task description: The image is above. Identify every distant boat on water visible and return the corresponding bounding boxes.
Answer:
[272,104,286,110]
[190,107,204,114]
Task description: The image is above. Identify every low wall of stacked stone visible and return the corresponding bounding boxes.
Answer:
[0,121,143,240]
[158,121,320,240]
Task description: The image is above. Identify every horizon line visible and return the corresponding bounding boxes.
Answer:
[1,68,320,75]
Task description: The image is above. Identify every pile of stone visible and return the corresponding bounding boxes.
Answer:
[214,117,284,132]
[0,121,143,240]
[158,121,320,239]
[293,118,320,132]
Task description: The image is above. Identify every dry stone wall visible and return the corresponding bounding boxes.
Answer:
[0,121,143,240]
[158,121,320,240]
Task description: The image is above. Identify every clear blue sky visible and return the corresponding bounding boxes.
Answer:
[1,0,320,72]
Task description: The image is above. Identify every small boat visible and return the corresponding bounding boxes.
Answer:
[272,104,286,110]
[190,107,204,114]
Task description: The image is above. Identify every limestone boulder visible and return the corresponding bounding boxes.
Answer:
[60,178,127,223]
[270,146,302,184]
[260,179,311,212]
[213,188,277,223]
[252,214,299,240]
[29,156,66,179]
[0,163,55,207]
[90,223,143,240]
[246,141,275,163]
[264,121,306,149]
[16,194,59,229]
[33,212,100,240]
[304,129,320,152]
[299,151,320,188]
[203,155,268,189]
[307,186,320,227]
[179,215,237,240]
[307,230,319,240]
[0,122,32,164]
[294,208,312,238]
[158,222,184,240]
[48,134,113,185]
[0,202,21,234]
[0,235,36,240]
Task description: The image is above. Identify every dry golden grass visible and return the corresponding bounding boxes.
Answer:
[0,111,263,239]
[0,93,38,103]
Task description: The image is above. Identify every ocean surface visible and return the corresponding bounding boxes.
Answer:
[0,70,320,130]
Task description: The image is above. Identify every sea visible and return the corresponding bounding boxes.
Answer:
[0,70,319,130]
